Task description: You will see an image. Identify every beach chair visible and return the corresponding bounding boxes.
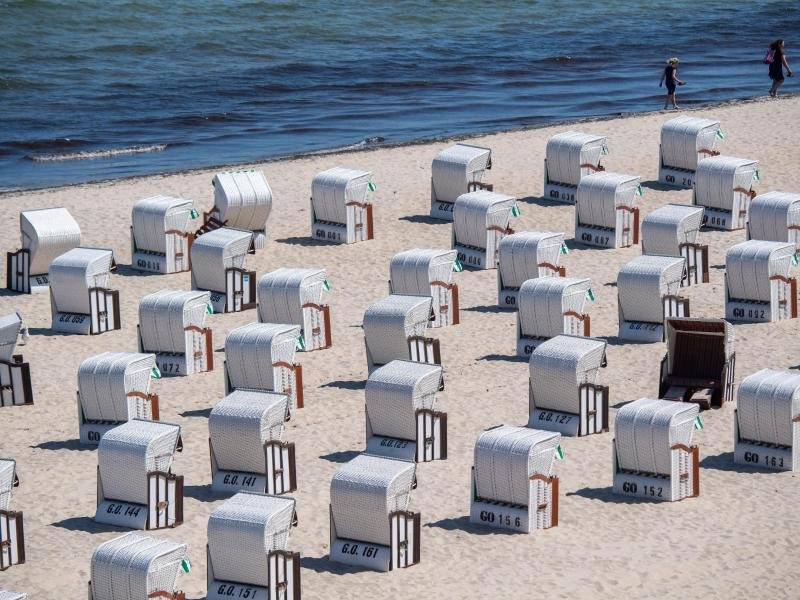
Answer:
[0,313,32,407]
[452,190,517,269]
[138,289,214,376]
[49,247,119,335]
[6,207,81,293]
[659,317,736,409]
[131,195,197,274]
[363,295,438,373]
[224,322,304,409]
[209,390,296,495]
[207,492,300,600]
[516,277,591,356]
[613,398,699,502]
[365,360,446,462]
[329,454,419,571]
[528,335,608,436]
[88,532,188,600]
[0,591,26,599]
[497,231,566,307]
[734,368,800,471]
[191,227,256,313]
[617,255,689,342]
[430,143,492,220]
[658,116,722,188]
[202,170,272,249]
[747,191,800,252]
[574,172,640,249]
[470,425,560,532]
[641,204,708,285]
[543,131,607,204]
[77,352,159,445]
[389,248,460,327]
[724,240,797,323]
[694,155,759,230]
[95,419,183,530]
[0,459,24,571]
[311,167,375,243]
[257,267,331,352]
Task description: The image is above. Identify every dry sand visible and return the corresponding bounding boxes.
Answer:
[2,97,799,599]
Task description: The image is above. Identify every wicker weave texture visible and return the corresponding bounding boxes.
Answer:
[748,192,800,244]
[191,227,253,293]
[78,352,156,422]
[49,247,113,315]
[363,295,432,366]
[0,459,16,511]
[518,277,590,339]
[641,204,704,256]
[695,156,759,210]
[210,390,288,473]
[98,420,180,505]
[498,231,564,288]
[660,116,721,171]
[132,195,194,254]
[389,249,456,296]
[257,267,326,326]
[0,313,23,363]
[19,207,81,275]
[139,289,210,354]
[225,322,299,392]
[576,172,639,230]
[618,255,685,323]
[474,425,560,506]
[0,591,27,600]
[312,167,372,224]
[453,191,515,250]
[545,131,606,186]
[615,398,697,475]
[208,492,296,587]
[331,454,415,546]
[725,240,794,302]
[431,144,491,204]
[737,368,800,447]
[213,170,272,232]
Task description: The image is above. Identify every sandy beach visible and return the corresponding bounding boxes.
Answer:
[2,96,800,599]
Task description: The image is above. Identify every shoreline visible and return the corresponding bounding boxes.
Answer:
[3,91,796,196]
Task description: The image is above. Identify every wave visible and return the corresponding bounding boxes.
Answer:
[5,137,91,150]
[25,144,167,162]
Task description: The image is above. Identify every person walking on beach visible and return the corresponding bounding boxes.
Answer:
[660,57,684,109]
[767,39,793,97]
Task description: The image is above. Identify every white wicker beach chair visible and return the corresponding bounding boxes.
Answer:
[516,277,591,356]
[138,289,213,376]
[77,352,158,445]
[365,360,446,462]
[225,322,304,409]
[725,240,797,322]
[330,454,419,571]
[747,191,800,252]
[389,248,460,327]
[6,206,81,293]
[0,313,32,407]
[734,368,800,471]
[575,172,640,249]
[613,398,699,502]
[0,590,26,599]
[257,267,331,352]
[659,116,722,188]
[95,419,183,530]
[430,143,492,220]
[659,317,736,409]
[88,532,188,600]
[131,195,196,274]
[191,227,256,313]
[470,425,560,532]
[207,492,300,600]
[497,231,566,307]
[204,170,272,249]
[694,155,759,230]
[528,335,608,436]
[0,459,24,571]
[543,131,607,204]
[641,204,708,285]
[452,190,517,269]
[49,247,119,335]
[363,295,438,373]
[209,390,295,495]
[617,255,689,342]
[310,167,375,243]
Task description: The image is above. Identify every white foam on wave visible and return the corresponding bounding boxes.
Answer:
[27,143,167,162]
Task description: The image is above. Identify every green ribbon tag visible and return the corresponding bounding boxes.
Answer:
[635,184,644,197]
[694,416,704,430]
[323,279,331,291]
[511,203,521,217]
[296,335,306,351]
[151,366,161,379]
[190,208,199,219]
[586,288,596,301]
[181,558,191,574]
[206,303,214,314]
[716,130,725,140]
[754,170,760,182]
[792,253,798,267]
[555,445,565,460]
[560,243,569,255]
[367,182,377,192]
[601,145,609,156]
[454,258,463,272]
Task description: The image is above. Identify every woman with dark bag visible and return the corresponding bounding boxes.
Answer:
[659,57,685,110]
[768,39,793,97]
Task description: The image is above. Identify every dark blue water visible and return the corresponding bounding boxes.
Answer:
[1,0,798,191]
